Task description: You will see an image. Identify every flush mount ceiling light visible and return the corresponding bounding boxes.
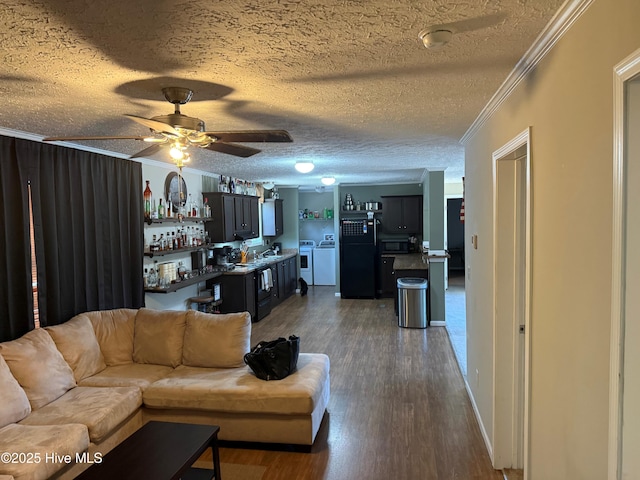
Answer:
[295,160,314,173]
[262,181,275,190]
[418,28,453,49]
[321,176,336,186]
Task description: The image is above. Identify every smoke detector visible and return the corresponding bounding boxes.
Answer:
[418,29,453,49]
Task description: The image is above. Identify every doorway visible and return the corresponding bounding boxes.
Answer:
[492,129,531,474]
[609,48,640,480]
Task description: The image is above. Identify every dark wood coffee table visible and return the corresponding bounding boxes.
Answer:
[75,421,221,480]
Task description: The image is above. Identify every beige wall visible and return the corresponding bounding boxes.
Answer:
[463,1,640,478]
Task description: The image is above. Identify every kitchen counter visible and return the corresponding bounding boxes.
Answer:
[381,253,428,270]
[223,250,298,275]
[381,251,451,270]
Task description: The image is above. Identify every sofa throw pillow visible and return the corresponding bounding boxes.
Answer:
[46,315,107,382]
[0,328,76,410]
[133,309,187,368]
[0,354,31,428]
[183,311,251,368]
[86,309,137,365]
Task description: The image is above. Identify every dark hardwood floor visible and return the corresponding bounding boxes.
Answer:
[209,286,502,480]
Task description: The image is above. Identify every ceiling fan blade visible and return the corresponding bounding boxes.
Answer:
[124,114,181,137]
[203,130,292,143]
[130,143,166,159]
[43,135,148,141]
[204,142,261,158]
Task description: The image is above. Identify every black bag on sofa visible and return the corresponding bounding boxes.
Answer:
[244,335,300,381]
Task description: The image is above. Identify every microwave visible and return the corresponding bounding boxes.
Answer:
[380,239,410,254]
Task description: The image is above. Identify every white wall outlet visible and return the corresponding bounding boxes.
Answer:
[467,265,471,281]
[475,368,480,387]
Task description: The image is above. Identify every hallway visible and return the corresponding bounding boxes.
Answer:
[445,270,467,377]
[211,285,500,479]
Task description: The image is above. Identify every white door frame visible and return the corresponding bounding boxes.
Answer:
[492,128,532,474]
[609,47,640,480]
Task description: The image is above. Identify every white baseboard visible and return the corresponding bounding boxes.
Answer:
[430,320,446,327]
[464,376,494,464]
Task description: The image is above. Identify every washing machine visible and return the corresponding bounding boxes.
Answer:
[299,240,315,285]
[313,240,336,285]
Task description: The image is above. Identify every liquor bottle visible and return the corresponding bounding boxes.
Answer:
[158,198,164,219]
[151,199,158,219]
[167,198,172,218]
[158,234,165,251]
[187,194,193,217]
[167,232,172,250]
[143,180,152,219]
[203,198,211,218]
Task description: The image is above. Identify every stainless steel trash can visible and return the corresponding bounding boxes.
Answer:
[397,278,428,328]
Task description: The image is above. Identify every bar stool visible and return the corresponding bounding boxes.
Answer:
[187,292,216,313]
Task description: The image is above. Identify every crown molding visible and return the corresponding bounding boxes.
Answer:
[460,0,594,145]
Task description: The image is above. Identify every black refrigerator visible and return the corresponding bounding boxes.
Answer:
[340,218,378,298]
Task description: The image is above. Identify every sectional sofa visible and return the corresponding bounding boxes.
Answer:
[0,308,330,480]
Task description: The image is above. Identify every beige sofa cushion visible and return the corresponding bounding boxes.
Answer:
[0,355,31,428]
[45,315,106,382]
[0,423,89,480]
[133,309,186,368]
[78,363,174,390]
[0,329,76,410]
[86,309,137,366]
[20,386,141,443]
[144,353,330,415]
[182,311,251,368]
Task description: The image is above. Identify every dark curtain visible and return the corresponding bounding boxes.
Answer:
[15,138,144,327]
[0,137,34,341]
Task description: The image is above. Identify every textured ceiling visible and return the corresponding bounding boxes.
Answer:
[0,0,564,187]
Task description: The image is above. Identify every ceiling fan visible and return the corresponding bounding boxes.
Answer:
[43,87,292,162]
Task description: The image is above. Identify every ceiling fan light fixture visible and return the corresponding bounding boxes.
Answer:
[169,145,185,160]
[295,161,314,173]
[321,176,336,186]
[418,28,453,49]
[262,181,275,190]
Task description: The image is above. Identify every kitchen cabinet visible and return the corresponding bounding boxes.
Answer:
[274,256,298,304]
[379,256,396,298]
[262,199,284,236]
[287,256,297,295]
[216,271,257,320]
[381,195,423,234]
[202,192,259,242]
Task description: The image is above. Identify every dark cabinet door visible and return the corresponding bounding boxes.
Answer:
[402,196,423,234]
[248,196,260,237]
[381,195,423,234]
[219,271,256,320]
[271,263,281,306]
[244,271,256,320]
[380,256,396,297]
[234,196,259,238]
[286,256,297,295]
[278,260,287,299]
[221,195,236,242]
[203,192,259,242]
[383,197,404,231]
[234,196,247,233]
